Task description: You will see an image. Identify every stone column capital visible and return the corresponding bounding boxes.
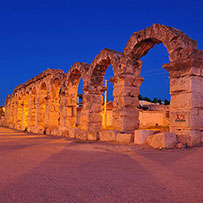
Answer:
[163,57,203,78]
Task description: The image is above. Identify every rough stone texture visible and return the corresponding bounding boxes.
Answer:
[176,130,201,147]
[88,132,99,141]
[124,24,197,62]
[147,133,177,149]
[99,130,117,142]
[134,130,158,144]
[201,131,203,143]
[3,24,203,147]
[116,133,134,143]
[177,142,187,149]
[76,129,88,140]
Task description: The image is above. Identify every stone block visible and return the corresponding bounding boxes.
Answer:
[76,129,88,140]
[8,124,13,129]
[79,121,88,131]
[16,124,22,131]
[170,93,203,109]
[59,130,69,137]
[88,132,99,141]
[99,130,118,142]
[170,76,203,94]
[79,113,102,124]
[37,129,44,134]
[68,127,77,138]
[113,86,139,97]
[177,142,187,149]
[113,75,136,87]
[201,131,203,143]
[82,102,102,113]
[134,130,158,144]
[113,118,138,132]
[51,128,60,136]
[20,126,26,131]
[176,130,201,146]
[113,96,139,108]
[170,109,202,130]
[112,108,139,119]
[116,133,133,143]
[88,122,102,132]
[147,133,177,149]
[46,128,51,135]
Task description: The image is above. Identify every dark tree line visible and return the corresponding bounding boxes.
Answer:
[138,95,170,105]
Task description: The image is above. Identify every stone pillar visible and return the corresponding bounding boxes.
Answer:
[109,58,143,133]
[163,57,203,146]
[35,94,47,134]
[111,74,143,133]
[21,93,26,130]
[16,95,23,130]
[4,97,9,126]
[10,97,15,128]
[44,95,51,130]
[45,86,61,135]
[64,86,78,129]
[58,85,78,137]
[28,91,35,132]
[59,93,68,130]
[79,87,103,132]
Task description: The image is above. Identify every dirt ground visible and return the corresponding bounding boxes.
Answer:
[0,127,202,203]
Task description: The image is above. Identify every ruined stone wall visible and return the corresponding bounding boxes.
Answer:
[4,24,203,146]
[4,69,66,134]
[139,110,170,129]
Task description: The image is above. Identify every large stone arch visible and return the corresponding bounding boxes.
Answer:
[87,48,124,88]
[59,62,90,137]
[124,24,197,61]
[123,24,203,146]
[79,48,129,139]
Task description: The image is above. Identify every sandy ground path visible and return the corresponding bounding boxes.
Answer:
[0,127,202,203]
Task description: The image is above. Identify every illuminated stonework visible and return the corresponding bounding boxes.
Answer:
[3,24,203,147]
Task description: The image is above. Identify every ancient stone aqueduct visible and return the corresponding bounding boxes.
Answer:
[3,24,203,147]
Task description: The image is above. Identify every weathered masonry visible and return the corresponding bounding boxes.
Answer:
[4,24,203,147]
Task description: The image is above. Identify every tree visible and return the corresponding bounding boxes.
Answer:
[144,97,152,102]
[164,99,170,105]
[157,99,162,104]
[138,94,143,100]
[152,97,158,103]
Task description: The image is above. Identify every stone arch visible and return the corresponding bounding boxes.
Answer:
[60,62,90,136]
[88,48,123,88]
[79,49,124,134]
[123,24,203,145]
[66,62,90,86]
[124,24,197,62]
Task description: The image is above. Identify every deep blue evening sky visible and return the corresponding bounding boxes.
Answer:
[0,0,202,105]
